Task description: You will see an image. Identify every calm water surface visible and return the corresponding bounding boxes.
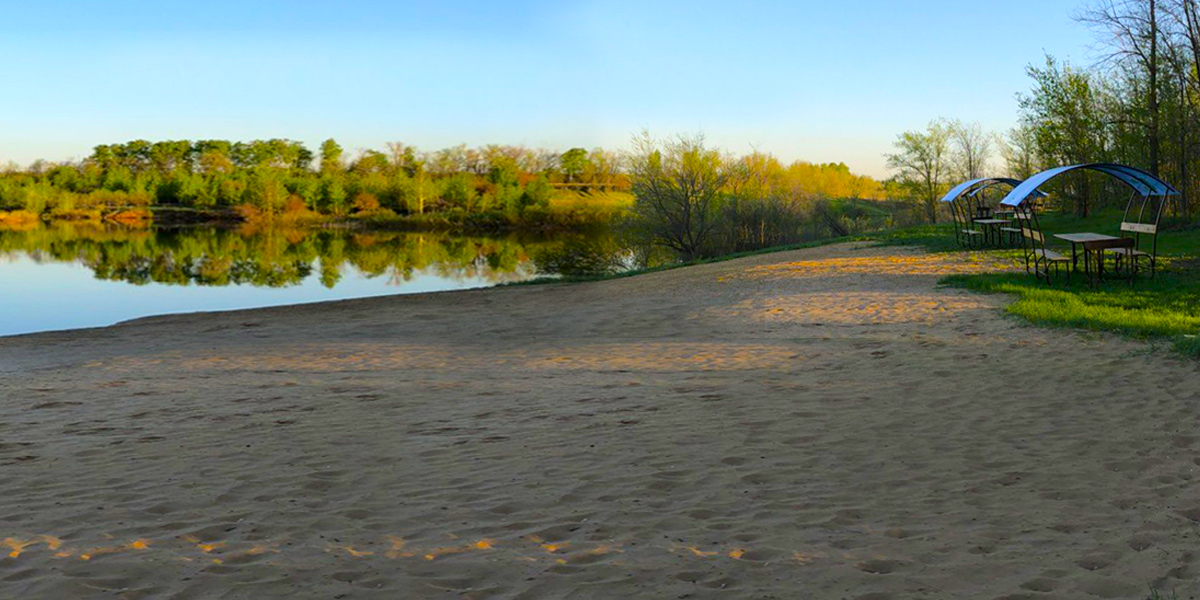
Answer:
[0,223,629,337]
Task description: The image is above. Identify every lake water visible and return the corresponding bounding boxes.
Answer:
[0,222,630,337]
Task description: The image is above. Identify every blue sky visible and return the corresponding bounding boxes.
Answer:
[1,0,1096,178]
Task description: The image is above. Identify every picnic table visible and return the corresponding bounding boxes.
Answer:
[974,218,1012,246]
[995,208,1031,219]
[1054,232,1124,285]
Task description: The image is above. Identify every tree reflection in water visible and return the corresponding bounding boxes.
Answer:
[0,221,633,289]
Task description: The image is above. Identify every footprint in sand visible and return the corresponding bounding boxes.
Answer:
[1020,578,1058,592]
[856,559,901,574]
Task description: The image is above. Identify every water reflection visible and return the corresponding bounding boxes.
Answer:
[0,221,631,335]
[0,221,632,288]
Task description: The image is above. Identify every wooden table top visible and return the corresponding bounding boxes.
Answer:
[1054,232,1119,243]
[973,219,1011,225]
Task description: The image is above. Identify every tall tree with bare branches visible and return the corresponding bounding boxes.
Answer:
[948,120,994,180]
[1080,0,1163,175]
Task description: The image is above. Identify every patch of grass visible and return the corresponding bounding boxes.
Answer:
[864,210,1200,256]
[547,190,634,217]
[862,211,1200,358]
[1175,333,1200,358]
[509,211,1200,360]
[915,210,1200,358]
[941,267,1200,358]
[1146,587,1180,600]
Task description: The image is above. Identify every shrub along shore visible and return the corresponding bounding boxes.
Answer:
[0,135,920,252]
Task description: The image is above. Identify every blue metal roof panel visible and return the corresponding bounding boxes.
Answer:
[1098,164,1178,195]
[1000,166,1075,206]
[965,178,1023,197]
[939,178,989,203]
[999,163,1179,206]
[940,177,1025,203]
[1091,165,1153,195]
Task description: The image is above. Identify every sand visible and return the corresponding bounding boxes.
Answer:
[1,241,1199,599]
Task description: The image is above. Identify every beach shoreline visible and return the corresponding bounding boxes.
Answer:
[2,241,1197,599]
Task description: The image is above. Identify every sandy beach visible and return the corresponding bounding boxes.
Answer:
[2,241,1199,599]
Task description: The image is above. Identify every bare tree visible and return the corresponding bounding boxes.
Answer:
[1079,0,1163,175]
[1163,0,1200,214]
[1000,124,1040,179]
[948,119,993,180]
[627,133,732,260]
[1164,0,1200,81]
[530,149,561,175]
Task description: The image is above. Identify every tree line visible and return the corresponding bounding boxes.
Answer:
[0,139,631,225]
[0,138,895,234]
[624,133,911,260]
[889,0,1200,220]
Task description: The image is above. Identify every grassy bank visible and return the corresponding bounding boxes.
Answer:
[512,211,1200,359]
[941,270,1200,357]
[898,212,1200,358]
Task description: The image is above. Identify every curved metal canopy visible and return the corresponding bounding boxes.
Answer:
[938,177,1024,204]
[999,163,1179,207]
[967,178,1046,198]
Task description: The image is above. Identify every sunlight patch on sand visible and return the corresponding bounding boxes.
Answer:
[708,292,994,325]
[741,253,1014,280]
[4,532,822,569]
[89,342,808,374]
[523,343,807,372]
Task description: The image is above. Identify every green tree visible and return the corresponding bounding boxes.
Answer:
[1017,56,1110,216]
[560,148,590,183]
[885,119,952,223]
[320,139,344,173]
[441,173,477,211]
[244,169,287,216]
[319,174,348,215]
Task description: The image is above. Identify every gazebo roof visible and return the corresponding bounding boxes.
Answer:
[938,177,1023,204]
[1000,164,1179,207]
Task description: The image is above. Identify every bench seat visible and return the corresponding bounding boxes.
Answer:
[1104,247,1149,257]
[1033,249,1069,261]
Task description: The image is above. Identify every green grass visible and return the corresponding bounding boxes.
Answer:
[863,210,1200,256]
[1146,587,1180,600]
[508,209,1200,359]
[918,210,1200,359]
[941,270,1200,357]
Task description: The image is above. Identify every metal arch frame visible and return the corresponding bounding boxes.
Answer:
[940,177,1035,248]
[941,178,1007,249]
[999,163,1180,208]
[939,177,1024,205]
[996,163,1177,283]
